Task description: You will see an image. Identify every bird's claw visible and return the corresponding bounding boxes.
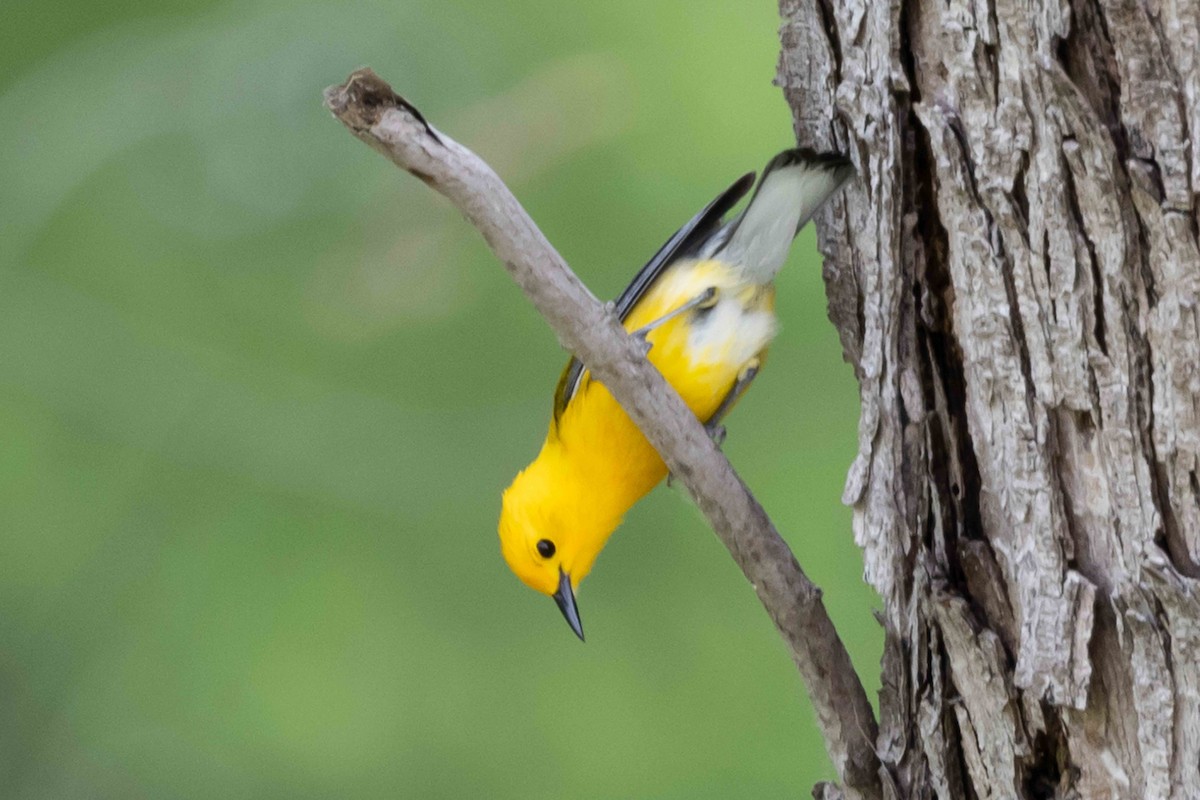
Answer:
[706,423,727,447]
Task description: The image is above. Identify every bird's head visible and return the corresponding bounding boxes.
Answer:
[498,453,617,641]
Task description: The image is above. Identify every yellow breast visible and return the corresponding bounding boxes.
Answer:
[552,258,777,509]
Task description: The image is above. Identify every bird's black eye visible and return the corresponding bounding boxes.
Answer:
[536,539,556,558]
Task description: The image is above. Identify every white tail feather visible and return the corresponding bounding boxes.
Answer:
[711,152,853,283]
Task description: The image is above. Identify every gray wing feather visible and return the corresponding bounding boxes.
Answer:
[552,172,755,420]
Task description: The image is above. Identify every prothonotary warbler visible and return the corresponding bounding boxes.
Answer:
[499,149,854,640]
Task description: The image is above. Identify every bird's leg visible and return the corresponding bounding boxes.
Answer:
[703,359,761,443]
[657,284,720,491]
[706,424,728,447]
[632,286,718,341]
[667,358,759,489]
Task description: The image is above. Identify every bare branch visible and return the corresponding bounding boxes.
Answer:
[324,68,882,800]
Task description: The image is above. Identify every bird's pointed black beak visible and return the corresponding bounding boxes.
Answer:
[552,568,585,642]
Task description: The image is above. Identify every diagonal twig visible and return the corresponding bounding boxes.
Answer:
[324,68,882,800]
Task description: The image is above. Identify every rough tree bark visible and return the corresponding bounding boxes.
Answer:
[779,0,1200,796]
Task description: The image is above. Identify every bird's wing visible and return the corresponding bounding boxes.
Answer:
[551,172,756,424]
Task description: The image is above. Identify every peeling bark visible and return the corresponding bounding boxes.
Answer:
[779,0,1200,796]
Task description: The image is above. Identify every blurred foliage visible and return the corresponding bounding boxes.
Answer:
[0,0,881,797]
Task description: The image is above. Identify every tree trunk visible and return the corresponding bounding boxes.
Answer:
[778,0,1200,796]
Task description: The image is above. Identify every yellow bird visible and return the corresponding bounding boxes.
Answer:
[499,149,853,639]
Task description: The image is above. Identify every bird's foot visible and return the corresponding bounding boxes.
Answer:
[705,423,727,448]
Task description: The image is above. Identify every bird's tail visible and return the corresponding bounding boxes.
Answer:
[703,148,854,283]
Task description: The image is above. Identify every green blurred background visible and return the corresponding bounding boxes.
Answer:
[0,0,880,796]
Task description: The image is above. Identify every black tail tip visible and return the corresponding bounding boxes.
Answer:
[766,147,854,179]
